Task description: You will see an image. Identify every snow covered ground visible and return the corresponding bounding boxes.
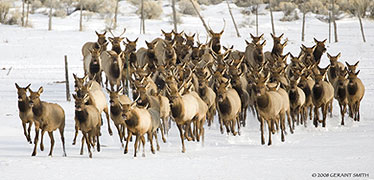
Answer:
[0,1,373,179]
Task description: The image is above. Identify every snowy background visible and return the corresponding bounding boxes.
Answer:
[0,1,373,179]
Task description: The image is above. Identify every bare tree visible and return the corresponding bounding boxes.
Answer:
[25,0,29,27]
[353,0,367,42]
[226,0,240,37]
[21,0,25,26]
[113,0,119,29]
[256,3,258,35]
[172,0,177,32]
[140,0,145,34]
[189,0,210,34]
[48,1,53,31]
[331,0,338,42]
[300,0,306,41]
[269,0,275,35]
[79,0,83,31]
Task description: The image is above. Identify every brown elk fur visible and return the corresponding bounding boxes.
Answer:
[101,50,123,90]
[313,38,327,64]
[81,31,107,58]
[347,70,365,122]
[28,87,66,157]
[327,52,345,86]
[73,94,101,158]
[15,83,33,143]
[312,71,334,127]
[333,69,349,125]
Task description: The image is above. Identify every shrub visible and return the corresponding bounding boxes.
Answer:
[0,1,11,24]
[78,0,116,14]
[136,1,163,19]
[54,9,67,17]
[178,0,200,16]
[304,0,328,15]
[6,10,21,25]
[233,0,263,7]
[198,0,223,5]
[168,12,183,25]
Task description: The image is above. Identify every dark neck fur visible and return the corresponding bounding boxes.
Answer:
[75,110,88,123]
[125,112,139,128]
[171,98,184,119]
[218,97,232,115]
[313,85,323,100]
[18,100,29,113]
[256,94,269,109]
[32,103,43,117]
[313,48,324,63]
[348,82,358,96]
[112,46,122,54]
[110,63,120,79]
[110,104,122,116]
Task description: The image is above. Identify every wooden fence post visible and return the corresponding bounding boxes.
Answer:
[64,55,71,101]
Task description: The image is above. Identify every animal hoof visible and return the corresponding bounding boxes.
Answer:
[124,149,128,154]
[40,145,44,151]
[157,146,160,151]
[72,142,76,145]
[142,154,146,157]
[162,138,166,143]
[89,154,92,158]
[48,153,52,157]
[31,152,36,156]
[63,153,67,157]
[151,150,155,154]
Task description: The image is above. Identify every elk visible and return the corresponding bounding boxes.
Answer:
[168,84,207,153]
[101,50,123,91]
[122,100,152,157]
[249,33,264,44]
[162,41,177,66]
[197,75,216,127]
[333,68,349,125]
[265,33,287,62]
[345,61,359,73]
[245,40,266,69]
[347,70,365,122]
[136,41,158,71]
[297,70,315,121]
[254,76,285,146]
[208,20,225,54]
[81,31,107,60]
[161,29,173,42]
[15,83,33,143]
[216,80,242,136]
[28,87,66,157]
[83,48,103,84]
[108,28,126,54]
[285,53,304,79]
[312,70,334,127]
[288,77,306,128]
[313,38,327,64]
[185,33,195,47]
[300,44,316,67]
[231,73,249,127]
[73,94,101,158]
[327,52,344,86]
[107,88,132,147]
[73,77,112,144]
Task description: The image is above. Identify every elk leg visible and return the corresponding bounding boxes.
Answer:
[27,121,33,143]
[134,134,140,157]
[357,101,361,122]
[154,132,160,151]
[177,124,186,153]
[236,115,241,136]
[219,114,224,134]
[313,107,319,127]
[59,127,67,157]
[160,123,167,143]
[22,122,30,143]
[32,127,40,156]
[96,131,100,152]
[200,120,205,146]
[47,131,55,156]
[104,107,113,136]
[231,119,238,136]
[260,117,265,145]
[115,124,123,147]
[141,135,146,157]
[340,103,345,125]
[322,104,327,127]
[148,132,155,154]
[329,100,333,118]
[281,117,285,142]
[267,120,272,146]
[72,124,79,145]
[80,136,85,155]
[40,129,45,151]
[83,133,92,158]
[124,130,132,154]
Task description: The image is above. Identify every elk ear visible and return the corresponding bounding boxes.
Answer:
[259,33,264,39]
[354,61,359,67]
[337,52,341,59]
[37,87,43,95]
[314,38,318,43]
[103,31,107,35]
[322,39,327,43]
[301,44,306,51]
[26,84,31,90]
[261,40,266,47]
[72,93,78,100]
[106,88,111,94]
[95,31,100,36]
[345,61,350,67]
[270,33,275,39]
[83,75,88,82]
[279,33,284,39]
[327,52,331,59]
[355,70,360,76]
[289,53,295,59]
[311,45,317,51]
[108,37,114,42]
[118,87,123,94]
[245,40,250,45]
[15,83,20,89]
[161,29,166,35]
[73,73,78,80]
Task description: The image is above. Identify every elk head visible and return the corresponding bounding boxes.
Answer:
[107,88,124,107]
[172,30,185,44]
[208,19,226,54]
[28,87,43,108]
[73,74,88,92]
[95,31,107,45]
[161,30,173,41]
[327,52,341,67]
[301,44,316,66]
[345,61,359,73]
[250,33,264,45]
[185,33,196,47]
[108,28,126,54]
[73,93,89,112]
[15,83,31,102]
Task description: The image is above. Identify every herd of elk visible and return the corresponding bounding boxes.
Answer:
[15,28,365,158]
